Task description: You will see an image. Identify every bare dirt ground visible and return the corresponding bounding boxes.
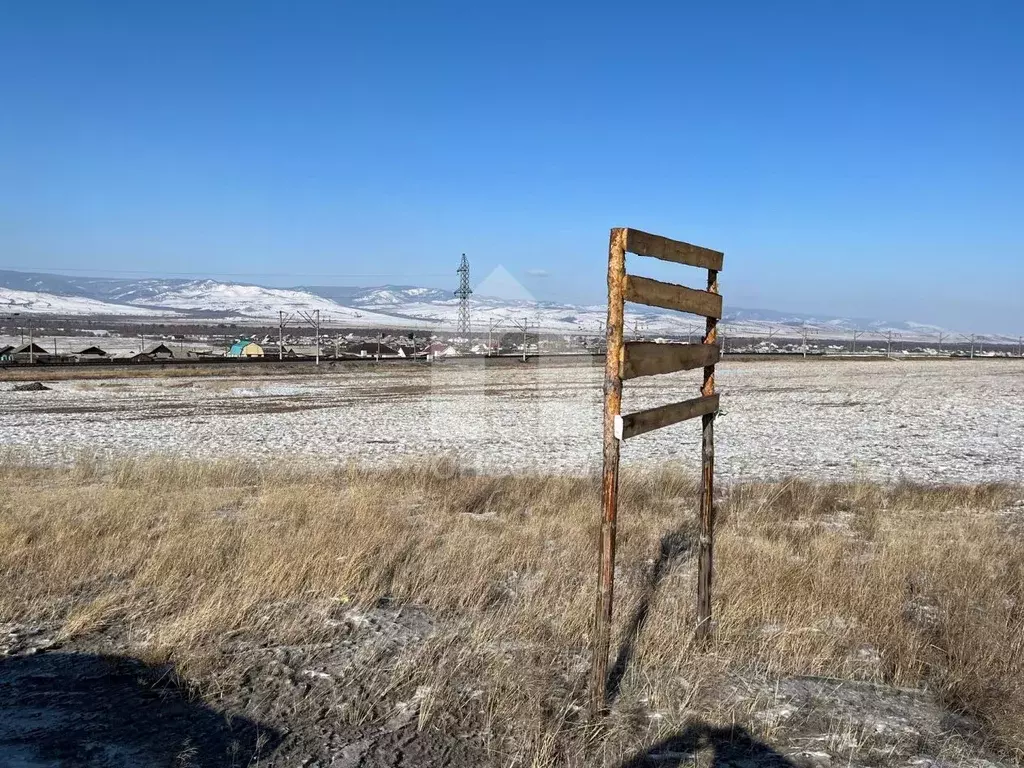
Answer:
[1,358,1022,484]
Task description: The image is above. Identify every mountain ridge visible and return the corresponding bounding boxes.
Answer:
[0,268,1000,341]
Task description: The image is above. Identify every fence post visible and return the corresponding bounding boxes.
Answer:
[696,268,719,643]
[589,227,626,718]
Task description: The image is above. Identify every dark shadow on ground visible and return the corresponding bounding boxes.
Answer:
[0,651,279,767]
[619,723,795,767]
[606,527,693,702]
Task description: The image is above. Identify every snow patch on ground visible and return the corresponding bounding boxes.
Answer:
[2,359,1022,484]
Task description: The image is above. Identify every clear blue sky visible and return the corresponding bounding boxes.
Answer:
[1,1,1022,331]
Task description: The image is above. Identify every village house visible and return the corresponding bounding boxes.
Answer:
[423,342,458,359]
[346,341,399,358]
[75,346,110,361]
[260,345,297,358]
[1,343,52,363]
[144,343,175,360]
[228,339,265,357]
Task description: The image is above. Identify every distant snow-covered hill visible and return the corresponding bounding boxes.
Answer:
[0,268,993,341]
[124,280,433,327]
[0,286,179,317]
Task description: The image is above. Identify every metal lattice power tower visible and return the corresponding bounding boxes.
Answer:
[455,253,472,337]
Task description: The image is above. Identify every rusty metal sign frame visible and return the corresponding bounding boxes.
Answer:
[589,227,723,716]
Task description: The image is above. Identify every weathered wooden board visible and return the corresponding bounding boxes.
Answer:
[624,275,723,319]
[621,342,720,380]
[591,226,627,717]
[624,228,724,272]
[616,394,720,440]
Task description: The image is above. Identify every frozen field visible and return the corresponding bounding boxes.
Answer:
[1,359,1022,484]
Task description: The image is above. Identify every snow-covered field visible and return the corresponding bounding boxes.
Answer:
[1,359,1022,484]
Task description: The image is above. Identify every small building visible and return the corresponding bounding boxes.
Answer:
[144,344,175,360]
[423,342,458,359]
[347,341,399,358]
[0,345,13,361]
[4,343,52,363]
[261,345,297,358]
[228,340,265,358]
[76,346,109,361]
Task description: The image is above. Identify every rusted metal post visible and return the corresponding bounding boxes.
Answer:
[589,227,627,717]
[695,268,719,643]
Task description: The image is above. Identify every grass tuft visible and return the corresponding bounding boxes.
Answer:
[0,456,1021,764]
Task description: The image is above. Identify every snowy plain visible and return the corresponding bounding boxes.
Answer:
[1,359,1022,485]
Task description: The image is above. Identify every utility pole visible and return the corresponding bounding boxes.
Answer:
[297,310,321,365]
[488,318,505,356]
[277,311,294,361]
[1018,336,1023,358]
[30,326,34,364]
[956,333,976,358]
[376,332,382,362]
[455,254,472,339]
[632,316,647,339]
[852,329,864,355]
[938,332,947,354]
[511,318,530,362]
[801,326,812,359]
[886,331,893,359]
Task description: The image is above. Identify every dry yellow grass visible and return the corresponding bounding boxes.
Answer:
[0,455,1021,765]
